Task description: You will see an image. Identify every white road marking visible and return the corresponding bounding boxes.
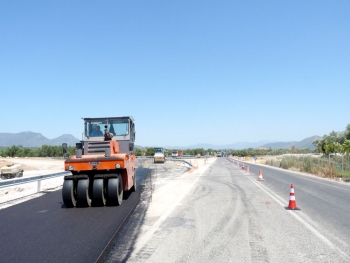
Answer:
[244,169,350,261]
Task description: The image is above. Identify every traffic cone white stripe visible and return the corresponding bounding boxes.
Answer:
[290,189,294,193]
[289,196,295,200]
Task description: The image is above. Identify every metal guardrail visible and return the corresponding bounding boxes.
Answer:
[137,156,193,167]
[0,171,71,192]
[136,156,203,160]
[165,159,193,167]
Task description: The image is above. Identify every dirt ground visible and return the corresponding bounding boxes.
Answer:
[0,157,64,176]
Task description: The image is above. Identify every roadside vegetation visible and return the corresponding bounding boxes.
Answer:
[264,124,350,180]
[0,145,75,158]
[265,155,350,180]
[229,147,313,157]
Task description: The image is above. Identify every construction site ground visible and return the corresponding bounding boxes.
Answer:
[0,157,65,207]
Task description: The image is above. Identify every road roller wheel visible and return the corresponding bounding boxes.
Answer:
[62,180,76,208]
[77,178,91,207]
[107,174,123,206]
[92,178,106,206]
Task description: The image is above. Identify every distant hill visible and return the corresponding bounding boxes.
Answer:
[0,132,80,147]
[50,134,81,146]
[160,141,276,150]
[184,141,276,150]
[260,135,320,150]
[145,136,320,150]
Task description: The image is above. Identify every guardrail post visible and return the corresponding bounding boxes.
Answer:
[37,179,42,193]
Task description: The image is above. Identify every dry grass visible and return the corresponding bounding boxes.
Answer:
[240,156,267,164]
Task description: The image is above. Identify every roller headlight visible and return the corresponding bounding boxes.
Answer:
[116,164,121,168]
[68,166,74,171]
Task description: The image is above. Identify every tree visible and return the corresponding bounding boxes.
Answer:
[146,148,154,156]
[5,146,21,157]
[344,124,350,140]
[134,148,143,156]
[333,142,342,155]
[342,140,350,162]
[324,140,333,156]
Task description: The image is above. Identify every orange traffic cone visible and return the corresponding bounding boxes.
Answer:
[246,165,249,173]
[286,184,300,210]
[257,169,264,181]
[242,164,245,170]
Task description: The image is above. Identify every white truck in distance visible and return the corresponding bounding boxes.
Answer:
[171,150,183,158]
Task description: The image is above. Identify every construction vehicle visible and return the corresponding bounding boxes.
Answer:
[171,150,183,158]
[153,147,165,163]
[0,164,23,179]
[61,116,136,208]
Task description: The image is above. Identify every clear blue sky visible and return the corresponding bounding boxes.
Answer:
[1,1,349,147]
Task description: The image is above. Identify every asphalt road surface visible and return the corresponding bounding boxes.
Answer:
[0,158,188,263]
[104,157,350,262]
[0,161,151,263]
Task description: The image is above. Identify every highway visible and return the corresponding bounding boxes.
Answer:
[233,158,350,257]
[104,157,350,262]
[1,157,350,262]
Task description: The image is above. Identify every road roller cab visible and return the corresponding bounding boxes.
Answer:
[62,116,136,208]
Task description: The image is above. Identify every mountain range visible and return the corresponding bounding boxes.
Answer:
[0,132,319,150]
[0,132,80,147]
[163,136,319,150]
[260,135,320,150]
[163,141,275,150]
